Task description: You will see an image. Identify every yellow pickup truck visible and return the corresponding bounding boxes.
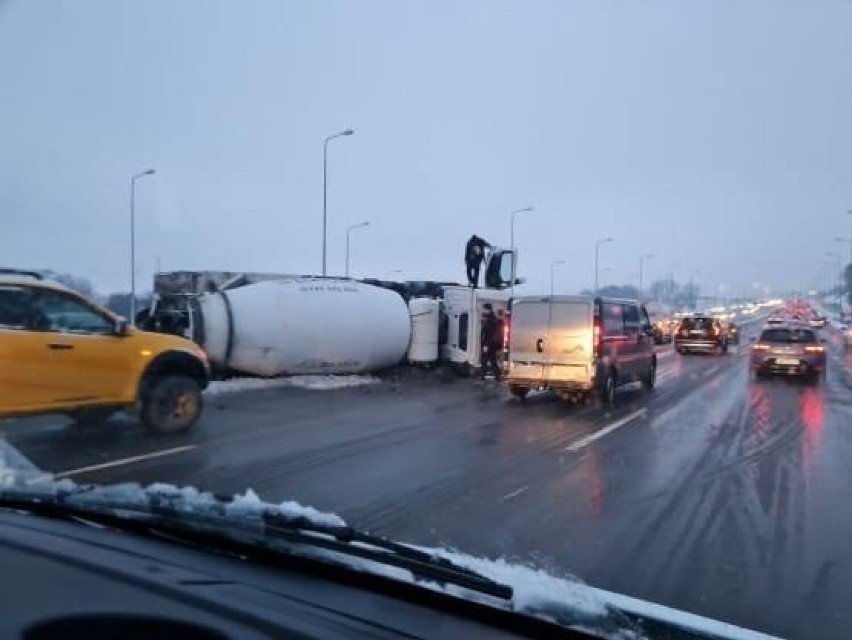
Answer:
[0,271,209,433]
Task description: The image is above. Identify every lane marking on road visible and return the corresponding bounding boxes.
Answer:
[656,349,675,359]
[564,408,648,452]
[502,485,529,501]
[54,445,198,479]
[702,365,720,378]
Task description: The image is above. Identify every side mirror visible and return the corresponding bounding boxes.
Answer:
[114,317,130,337]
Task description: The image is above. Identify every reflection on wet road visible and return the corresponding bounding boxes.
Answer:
[5,324,852,639]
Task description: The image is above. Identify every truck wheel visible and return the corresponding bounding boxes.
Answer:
[508,385,529,402]
[141,375,203,434]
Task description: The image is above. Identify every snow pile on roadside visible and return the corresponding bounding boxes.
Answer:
[206,374,381,395]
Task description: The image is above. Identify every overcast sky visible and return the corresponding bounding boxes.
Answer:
[2,0,852,297]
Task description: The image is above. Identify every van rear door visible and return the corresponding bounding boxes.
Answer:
[547,299,593,383]
[508,299,549,381]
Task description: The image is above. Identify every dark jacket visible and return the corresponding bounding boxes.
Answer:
[465,235,490,264]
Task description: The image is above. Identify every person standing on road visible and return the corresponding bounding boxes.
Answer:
[480,303,501,380]
[465,235,491,288]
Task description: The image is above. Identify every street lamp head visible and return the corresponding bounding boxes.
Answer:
[604,237,614,243]
[552,259,566,267]
[342,129,355,136]
[143,168,155,176]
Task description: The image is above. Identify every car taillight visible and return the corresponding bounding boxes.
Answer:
[753,344,771,351]
[503,321,510,350]
[805,345,825,353]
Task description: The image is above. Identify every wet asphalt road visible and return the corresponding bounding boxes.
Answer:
[4,319,852,639]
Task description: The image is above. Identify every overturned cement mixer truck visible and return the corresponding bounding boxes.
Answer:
[137,248,518,378]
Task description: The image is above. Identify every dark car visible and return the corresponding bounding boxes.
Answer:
[750,325,826,383]
[675,316,728,355]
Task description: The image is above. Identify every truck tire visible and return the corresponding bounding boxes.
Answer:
[508,385,529,402]
[141,375,203,434]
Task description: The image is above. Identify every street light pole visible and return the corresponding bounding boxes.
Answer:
[835,237,852,310]
[826,251,841,307]
[594,237,613,296]
[322,129,354,277]
[509,206,534,299]
[551,260,566,297]
[639,253,654,300]
[345,221,370,278]
[129,168,155,326]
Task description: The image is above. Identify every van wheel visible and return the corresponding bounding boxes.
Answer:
[141,375,203,434]
[598,370,616,406]
[508,385,529,402]
[644,361,656,392]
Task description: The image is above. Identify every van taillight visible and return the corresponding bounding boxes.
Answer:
[503,321,510,349]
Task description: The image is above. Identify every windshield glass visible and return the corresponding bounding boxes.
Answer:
[1,2,849,639]
[680,317,713,330]
[759,328,818,343]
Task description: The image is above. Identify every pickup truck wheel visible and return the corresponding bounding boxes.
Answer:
[142,375,202,434]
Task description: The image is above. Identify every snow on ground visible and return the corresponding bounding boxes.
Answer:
[206,374,381,395]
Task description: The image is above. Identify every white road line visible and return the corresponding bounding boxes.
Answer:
[702,365,720,378]
[657,349,675,359]
[502,485,529,501]
[564,408,648,452]
[54,445,197,479]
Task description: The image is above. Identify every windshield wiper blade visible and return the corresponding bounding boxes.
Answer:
[259,510,513,600]
[0,488,513,601]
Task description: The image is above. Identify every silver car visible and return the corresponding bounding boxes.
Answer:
[750,324,827,383]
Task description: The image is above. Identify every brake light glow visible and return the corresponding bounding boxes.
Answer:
[752,344,771,351]
[805,345,825,353]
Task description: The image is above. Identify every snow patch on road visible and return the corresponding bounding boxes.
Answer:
[206,374,381,395]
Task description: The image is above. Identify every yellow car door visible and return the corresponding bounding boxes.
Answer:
[29,286,136,406]
[0,285,65,414]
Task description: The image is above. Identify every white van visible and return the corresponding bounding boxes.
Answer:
[505,296,657,404]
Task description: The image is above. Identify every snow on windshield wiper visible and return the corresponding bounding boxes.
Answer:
[0,482,512,601]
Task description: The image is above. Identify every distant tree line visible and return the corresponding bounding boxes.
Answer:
[580,279,700,309]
